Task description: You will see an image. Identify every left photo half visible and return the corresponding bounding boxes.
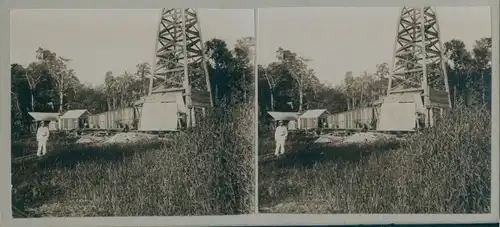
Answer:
[10,8,255,217]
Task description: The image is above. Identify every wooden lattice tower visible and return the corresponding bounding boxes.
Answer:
[387,6,452,127]
[148,8,213,128]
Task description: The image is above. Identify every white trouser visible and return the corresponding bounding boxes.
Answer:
[275,138,286,155]
[37,139,47,156]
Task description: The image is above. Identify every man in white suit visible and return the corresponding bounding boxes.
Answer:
[36,121,50,157]
[274,120,288,156]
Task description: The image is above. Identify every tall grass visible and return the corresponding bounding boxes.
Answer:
[12,102,255,217]
[259,104,490,213]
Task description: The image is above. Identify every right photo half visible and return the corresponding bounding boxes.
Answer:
[257,6,492,214]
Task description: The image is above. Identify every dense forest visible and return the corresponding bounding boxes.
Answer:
[258,37,492,126]
[11,37,255,135]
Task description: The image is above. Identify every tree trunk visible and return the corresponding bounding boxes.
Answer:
[215,85,219,105]
[16,96,22,115]
[298,73,304,112]
[481,72,486,104]
[299,87,303,112]
[270,88,275,111]
[107,98,112,111]
[112,96,117,110]
[144,79,149,96]
[120,92,125,108]
[30,90,35,112]
[453,85,457,106]
[59,79,64,114]
[360,91,364,107]
[265,78,275,111]
[243,88,247,103]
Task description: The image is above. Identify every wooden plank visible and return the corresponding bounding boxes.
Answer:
[338,112,346,129]
[137,92,179,105]
[191,90,211,105]
[429,102,451,109]
[378,102,416,131]
[429,88,450,107]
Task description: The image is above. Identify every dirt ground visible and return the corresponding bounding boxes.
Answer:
[75,132,170,146]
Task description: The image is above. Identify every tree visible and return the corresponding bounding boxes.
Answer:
[11,37,255,134]
[471,37,492,104]
[341,71,356,110]
[205,38,254,106]
[257,37,492,132]
[205,39,233,104]
[11,64,30,134]
[24,62,46,111]
[234,36,255,66]
[444,39,474,105]
[104,71,116,110]
[232,37,255,103]
[36,47,72,114]
[117,71,136,107]
[135,62,151,96]
[276,48,312,112]
[261,62,284,111]
[62,69,80,110]
[375,62,390,79]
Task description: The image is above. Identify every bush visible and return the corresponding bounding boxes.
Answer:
[384,104,490,213]
[12,102,255,217]
[259,104,490,213]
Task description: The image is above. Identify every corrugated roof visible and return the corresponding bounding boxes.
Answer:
[267,112,299,121]
[60,109,90,119]
[299,109,330,119]
[28,112,59,121]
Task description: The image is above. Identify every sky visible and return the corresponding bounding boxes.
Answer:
[10,9,254,85]
[258,6,492,86]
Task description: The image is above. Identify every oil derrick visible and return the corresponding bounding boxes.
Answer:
[143,8,212,130]
[384,6,452,129]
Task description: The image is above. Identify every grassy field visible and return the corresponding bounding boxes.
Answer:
[12,103,255,217]
[258,105,491,213]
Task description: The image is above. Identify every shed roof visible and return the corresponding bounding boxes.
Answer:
[28,112,59,121]
[299,109,330,119]
[267,111,299,121]
[60,109,90,119]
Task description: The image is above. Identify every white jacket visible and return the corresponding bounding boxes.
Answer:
[275,126,288,140]
[37,126,50,141]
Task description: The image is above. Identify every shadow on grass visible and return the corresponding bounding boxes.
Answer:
[11,139,169,217]
[12,175,66,218]
[12,140,169,171]
[12,102,255,217]
[11,134,79,158]
[261,135,403,169]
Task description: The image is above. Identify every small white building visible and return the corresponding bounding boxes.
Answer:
[298,109,331,130]
[267,111,300,130]
[28,112,59,131]
[377,92,423,131]
[59,109,91,130]
[134,87,210,131]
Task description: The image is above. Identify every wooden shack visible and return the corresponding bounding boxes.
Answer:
[327,107,377,130]
[377,92,422,131]
[134,87,210,131]
[298,109,331,130]
[267,111,300,130]
[59,109,91,130]
[27,112,59,131]
[88,107,136,129]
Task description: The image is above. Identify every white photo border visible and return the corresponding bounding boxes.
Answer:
[1,0,498,226]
